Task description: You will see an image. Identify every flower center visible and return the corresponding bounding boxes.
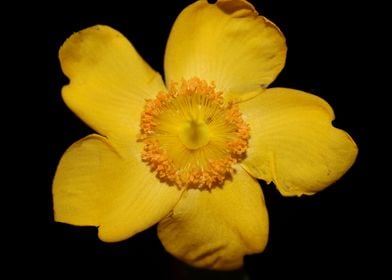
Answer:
[179,120,209,150]
[139,77,250,189]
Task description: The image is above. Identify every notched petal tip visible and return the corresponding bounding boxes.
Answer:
[215,0,257,17]
[240,88,358,197]
[261,16,286,41]
[215,0,286,42]
[273,126,358,197]
[59,25,116,78]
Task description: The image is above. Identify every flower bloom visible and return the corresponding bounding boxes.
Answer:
[53,0,357,270]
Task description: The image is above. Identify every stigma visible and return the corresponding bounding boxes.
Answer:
[139,77,250,189]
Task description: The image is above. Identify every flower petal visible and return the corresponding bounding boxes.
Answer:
[157,167,268,270]
[53,134,182,242]
[240,88,358,196]
[60,25,166,140]
[164,0,286,98]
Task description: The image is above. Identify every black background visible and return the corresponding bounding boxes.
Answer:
[46,0,372,278]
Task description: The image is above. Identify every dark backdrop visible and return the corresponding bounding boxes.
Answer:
[47,0,371,278]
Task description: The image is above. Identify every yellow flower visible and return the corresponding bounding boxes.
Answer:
[53,0,357,270]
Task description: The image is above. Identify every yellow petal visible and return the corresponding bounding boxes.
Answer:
[164,0,286,98]
[60,25,166,141]
[53,134,182,242]
[157,167,268,270]
[239,88,358,196]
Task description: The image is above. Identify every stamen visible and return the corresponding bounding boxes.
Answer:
[139,77,250,189]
